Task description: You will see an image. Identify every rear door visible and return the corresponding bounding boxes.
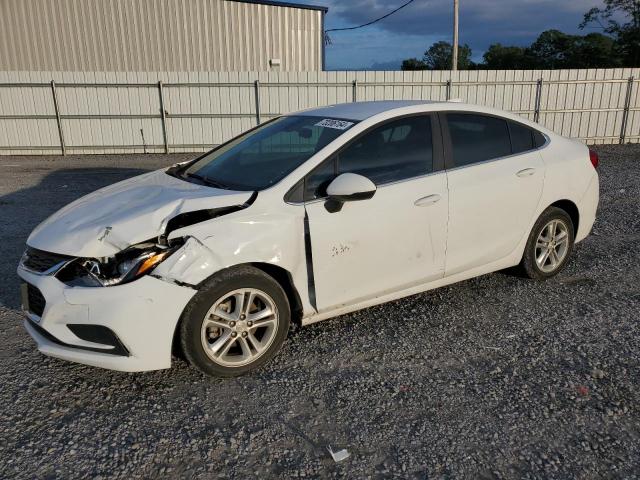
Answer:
[301,114,449,312]
[441,113,545,276]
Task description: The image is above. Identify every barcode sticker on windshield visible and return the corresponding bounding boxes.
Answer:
[315,119,354,130]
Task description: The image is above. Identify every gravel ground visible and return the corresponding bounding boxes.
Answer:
[0,146,638,479]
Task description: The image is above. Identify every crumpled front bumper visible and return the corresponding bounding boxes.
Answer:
[17,265,196,372]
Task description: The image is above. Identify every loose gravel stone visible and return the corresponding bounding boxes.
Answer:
[0,146,638,479]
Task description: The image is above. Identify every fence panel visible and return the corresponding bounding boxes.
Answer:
[1,68,639,155]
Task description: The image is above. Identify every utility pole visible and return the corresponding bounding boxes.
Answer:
[452,0,459,70]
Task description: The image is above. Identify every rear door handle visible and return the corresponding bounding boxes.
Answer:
[414,194,441,207]
[516,168,536,177]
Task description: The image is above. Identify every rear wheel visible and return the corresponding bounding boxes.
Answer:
[519,207,575,280]
[179,266,290,377]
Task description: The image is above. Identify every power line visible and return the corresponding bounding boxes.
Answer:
[324,0,416,44]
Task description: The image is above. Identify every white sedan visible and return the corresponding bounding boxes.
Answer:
[18,101,599,376]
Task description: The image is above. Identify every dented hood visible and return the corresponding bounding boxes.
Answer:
[27,169,253,258]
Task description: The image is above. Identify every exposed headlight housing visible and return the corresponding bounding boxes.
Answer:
[57,242,178,287]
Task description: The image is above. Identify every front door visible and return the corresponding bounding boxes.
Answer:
[303,114,449,312]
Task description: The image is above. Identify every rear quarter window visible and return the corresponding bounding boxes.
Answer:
[508,120,547,153]
[533,130,547,148]
[508,121,534,153]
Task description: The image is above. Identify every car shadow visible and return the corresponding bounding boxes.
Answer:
[0,167,151,309]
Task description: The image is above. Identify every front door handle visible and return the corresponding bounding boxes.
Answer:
[516,168,536,177]
[414,194,441,207]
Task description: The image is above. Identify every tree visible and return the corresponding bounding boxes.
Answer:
[401,58,428,70]
[483,43,537,69]
[529,30,576,68]
[400,3,635,72]
[423,41,473,70]
[526,29,621,68]
[570,33,620,67]
[580,0,640,65]
[482,33,620,69]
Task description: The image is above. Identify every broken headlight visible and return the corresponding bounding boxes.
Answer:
[56,242,178,287]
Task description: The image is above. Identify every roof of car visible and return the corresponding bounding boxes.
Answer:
[296,100,441,121]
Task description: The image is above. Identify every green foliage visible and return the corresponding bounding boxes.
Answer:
[580,0,640,65]
[527,29,620,68]
[401,41,473,70]
[424,41,474,70]
[483,44,536,69]
[571,33,620,67]
[401,58,428,70]
[402,2,639,70]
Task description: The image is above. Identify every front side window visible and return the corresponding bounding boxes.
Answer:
[299,115,434,201]
[446,113,511,167]
[183,116,356,190]
[338,115,433,185]
[304,157,336,200]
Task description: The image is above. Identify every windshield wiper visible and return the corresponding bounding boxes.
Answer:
[185,173,230,190]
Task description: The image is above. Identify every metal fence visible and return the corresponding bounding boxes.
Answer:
[1,69,639,155]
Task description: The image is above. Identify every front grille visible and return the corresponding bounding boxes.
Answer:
[27,284,46,317]
[22,247,72,273]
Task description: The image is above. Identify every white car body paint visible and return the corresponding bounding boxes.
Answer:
[305,171,448,312]
[163,199,312,312]
[444,148,545,275]
[27,169,253,258]
[17,100,599,372]
[19,268,195,371]
[151,236,220,286]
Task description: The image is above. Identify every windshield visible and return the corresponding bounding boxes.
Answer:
[183,116,357,191]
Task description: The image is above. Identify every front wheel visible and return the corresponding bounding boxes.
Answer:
[179,266,290,377]
[519,206,575,280]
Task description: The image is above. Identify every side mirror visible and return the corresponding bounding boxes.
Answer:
[326,173,376,203]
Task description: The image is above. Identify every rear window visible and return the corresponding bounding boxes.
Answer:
[446,113,511,167]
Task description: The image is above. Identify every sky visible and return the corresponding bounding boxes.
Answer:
[276,0,609,70]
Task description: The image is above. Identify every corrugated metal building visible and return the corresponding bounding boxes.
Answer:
[0,0,327,72]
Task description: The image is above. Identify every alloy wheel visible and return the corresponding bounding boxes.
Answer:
[535,219,570,273]
[200,288,279,367]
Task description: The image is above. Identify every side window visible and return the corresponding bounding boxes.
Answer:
[533,130,546,148]
[508,121,534,153]
[446,113,511,167]
[338,116,433,185]
[304,157,336,200]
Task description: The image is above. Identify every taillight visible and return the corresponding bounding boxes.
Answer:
[589,149,599,169]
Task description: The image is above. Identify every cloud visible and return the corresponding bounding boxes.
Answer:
[324,0,601,50]
[278,0,608,68]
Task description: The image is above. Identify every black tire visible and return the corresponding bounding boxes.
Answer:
[179,265,290,377]
[519,206,575,280]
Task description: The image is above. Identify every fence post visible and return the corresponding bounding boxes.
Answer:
[446,79,452,100]
[619,76,634,144]
[158,81,169,154]
[50,80,66,156]
[352,80,358,102]
[254,80,261,125]
[533,78,543,123]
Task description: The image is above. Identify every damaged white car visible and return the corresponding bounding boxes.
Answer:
[18,101,599,376]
